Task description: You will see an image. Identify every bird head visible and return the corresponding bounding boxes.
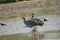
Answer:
[44,18,48,22]
[22,17,26,21]
[31,13,35,19]
[22,17,25,19]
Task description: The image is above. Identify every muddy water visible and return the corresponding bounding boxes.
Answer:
[0,15,60,35]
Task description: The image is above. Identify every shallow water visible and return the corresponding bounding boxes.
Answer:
[0,15,60,35]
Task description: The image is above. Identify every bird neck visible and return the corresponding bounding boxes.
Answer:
[23,18,26,22]
[31,15,34,19]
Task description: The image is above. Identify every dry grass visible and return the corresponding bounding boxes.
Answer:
[0,12,32,20]
[0,8,60,20]
[36,8,58,16]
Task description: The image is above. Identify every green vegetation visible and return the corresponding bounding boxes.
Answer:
[0,30,60,40]
[0,0,5,3]
[0,0,16,4]
[0,0,5,1]
[0,33,44,40]
[0,34,32,40]
[41,30,60,34]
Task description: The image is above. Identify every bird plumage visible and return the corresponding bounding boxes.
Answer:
[22,16,44,28]
[22,17,36,28]
[31,13,44,26]
[22,13,47,28]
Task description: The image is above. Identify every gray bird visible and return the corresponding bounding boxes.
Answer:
[22,13,45,28]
